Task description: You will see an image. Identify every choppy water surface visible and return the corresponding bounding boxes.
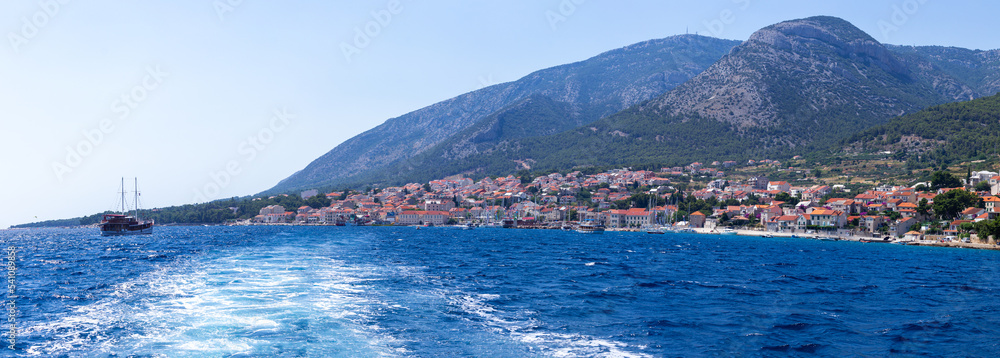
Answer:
[2,226,999,357]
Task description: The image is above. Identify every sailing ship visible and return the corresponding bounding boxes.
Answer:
[100,178,154,236]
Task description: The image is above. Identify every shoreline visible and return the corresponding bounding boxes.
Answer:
[686,227,1000,251]
[8,223,1000,251]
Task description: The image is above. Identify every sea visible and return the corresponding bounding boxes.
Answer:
[1,226,999,357]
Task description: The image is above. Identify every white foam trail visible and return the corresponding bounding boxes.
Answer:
[24,247,400,357]
[449,292,653,358]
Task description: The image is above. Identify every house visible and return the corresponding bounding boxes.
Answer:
[767,181,791,193]
[890,217,917,237]
[970,171,998,187]
[747,176,769,190]
[949,220,973,232]
[802,185,831,201]
[854,193,880,204]
[809,209,846,228]
[826,198,858,214]
[888,189,917,204]
[768,215,801,232]
[759,205,784,224]
[961,207,986,220]
[904,231,922,241]
[885,199,903,211]
[256,205,288,223]
[983,196,1000,212]
[859,215,885,233]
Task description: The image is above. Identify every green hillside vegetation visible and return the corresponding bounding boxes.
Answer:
[11,194,334,228]
[846,92,1000,167]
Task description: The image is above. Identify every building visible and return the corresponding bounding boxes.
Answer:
[397,211,451,225]
[622,208,655,227]
[809,209,846,228]
[890,217,917,237]
[423,200,456,212]
[689,211,706,228]
[300,189,319,199]
[767,181,791,193]
[747,176,769,190]
[859,215,885,233]
[767,215,802,232]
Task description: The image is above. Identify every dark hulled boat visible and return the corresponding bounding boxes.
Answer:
[100,178,154,236]
[100,214,153,236]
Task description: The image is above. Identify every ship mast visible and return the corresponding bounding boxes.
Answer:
[121,177,126,214]
[134,177,139,221]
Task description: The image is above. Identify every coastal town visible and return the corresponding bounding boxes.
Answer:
[242,160,1000,248]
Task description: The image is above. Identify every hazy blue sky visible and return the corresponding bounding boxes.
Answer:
[2,0,998,228]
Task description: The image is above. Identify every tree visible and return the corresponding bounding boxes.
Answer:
[931,189,978,219]
[930,171,962,190]
[882,209,902,221]
[773,192,799,206]
[305,194,331,209]
[916,198,931,217]
[974,181,992,192]
[975,219,1000,242]
[959,222,975,233]
[719,212,730,226]
[423,183,433,192]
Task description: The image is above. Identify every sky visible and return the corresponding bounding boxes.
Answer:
[2,0,998,229]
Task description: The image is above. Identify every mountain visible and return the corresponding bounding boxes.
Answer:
[350,16,1000,184]
[267,35,741,193]
[888,45,1000,99]
[845,92,1000,166]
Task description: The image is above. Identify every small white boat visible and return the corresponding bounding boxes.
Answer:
[719,228,737,235]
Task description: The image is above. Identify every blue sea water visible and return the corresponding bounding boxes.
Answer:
[2,226,1000,357]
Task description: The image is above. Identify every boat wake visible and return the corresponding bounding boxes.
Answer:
[447,292,653,357]
[23,247,401,357]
